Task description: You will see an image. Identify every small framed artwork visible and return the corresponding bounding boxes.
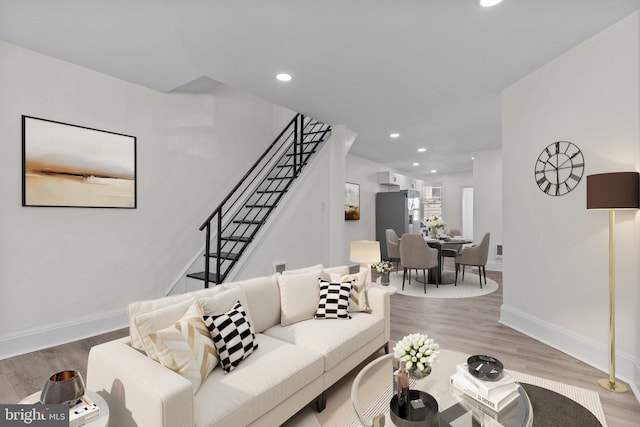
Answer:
[345,182,360,220]
[22,115,137,208]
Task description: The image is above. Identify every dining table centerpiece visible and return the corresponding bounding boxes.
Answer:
[393,333,440,379]
[425,215,445,239]
[371,260,393,286]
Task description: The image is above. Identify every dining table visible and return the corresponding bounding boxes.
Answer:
[416,236,473,285]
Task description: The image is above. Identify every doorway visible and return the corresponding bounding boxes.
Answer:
[462,187,473,240]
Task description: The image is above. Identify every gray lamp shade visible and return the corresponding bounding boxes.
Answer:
[586,172,640,210]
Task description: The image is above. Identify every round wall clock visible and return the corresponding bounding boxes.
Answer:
[534,141,584,196]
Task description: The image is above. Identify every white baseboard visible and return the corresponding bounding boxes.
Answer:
[500,304,638,401]
[0,309,128,360]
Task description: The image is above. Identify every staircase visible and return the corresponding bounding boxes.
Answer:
[187,114,331,288]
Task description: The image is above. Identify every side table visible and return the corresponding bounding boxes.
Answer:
[19,389,109,427]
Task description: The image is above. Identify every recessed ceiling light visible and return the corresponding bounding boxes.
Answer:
[413,162,420,166]
[471,157,475,160]
[430,169,437,174]
[480,0,503,7]
[389,132,400,139]
[417,148,427,152]
[276,73,292,82]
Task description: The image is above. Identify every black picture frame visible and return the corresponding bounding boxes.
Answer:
[22,115,137,208]
[345,182,360,220]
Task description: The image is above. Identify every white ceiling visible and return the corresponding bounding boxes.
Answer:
[2,0,640,175]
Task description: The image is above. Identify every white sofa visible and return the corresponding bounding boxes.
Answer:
[86,265,391,427]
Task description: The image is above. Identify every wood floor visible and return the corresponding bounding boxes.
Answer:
[386,269,640,427]
[1,270,639,426]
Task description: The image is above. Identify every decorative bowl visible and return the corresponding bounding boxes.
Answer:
[390,389,439,427]
[467,355,504,380]
[40,370,85,406]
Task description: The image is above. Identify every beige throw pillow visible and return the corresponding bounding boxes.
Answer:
[147,301,218,393]
[277,271,321,326]
[134,298,196,361]
[330,270,371,313]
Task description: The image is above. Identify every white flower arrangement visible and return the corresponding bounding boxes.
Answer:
[424,215,445,229]
[371,261,393,273]
[393,333,439,376]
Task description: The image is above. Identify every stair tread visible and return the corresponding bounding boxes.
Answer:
[267,176,293,180]
[256,190,285,194]
[232,219,263,224]
[208,252,240,260]
[285,150,316,157]
[245,204,275,208]
[187,271,222,283]
[222,236,252,242]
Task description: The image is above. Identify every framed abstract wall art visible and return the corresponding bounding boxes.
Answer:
[22,116,137,208]
[345,182,360,220]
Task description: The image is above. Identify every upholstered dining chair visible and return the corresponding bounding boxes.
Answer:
[385,229,401,272]
[454,232,490,288]
[441,228,463,268]
[399,233,440,292]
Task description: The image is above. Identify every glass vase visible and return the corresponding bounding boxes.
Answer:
[410,365,432,380]
[381,271,390,286]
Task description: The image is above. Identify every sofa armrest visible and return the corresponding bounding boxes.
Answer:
[367,287,391,345]
[86,336,193,427]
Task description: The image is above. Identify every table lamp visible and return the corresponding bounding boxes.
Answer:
[586,171,639,393]
[350,240,381,283]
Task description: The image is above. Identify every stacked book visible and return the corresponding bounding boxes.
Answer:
[69,396,100,427]
[449,363,519,412]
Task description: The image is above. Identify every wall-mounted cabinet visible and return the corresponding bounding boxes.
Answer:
[377,171,422,192]
[377,171,402,186]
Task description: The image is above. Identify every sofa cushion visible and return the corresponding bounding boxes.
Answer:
[148,300,218,393]
[323,265,350,277]
[277,271,321,326]
[203,301,258,373]
[315,280,352,319]
[281,264,324,275]
[198,287,254,326]
[330,269,371,313]
[264,312,384,371]
[226,274,281,333]
[193,333,324,427]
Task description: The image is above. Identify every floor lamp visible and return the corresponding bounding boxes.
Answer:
[586,171,639,393]
[350,240,381,284]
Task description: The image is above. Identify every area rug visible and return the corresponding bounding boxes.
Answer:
[379,270,499,299]
[282,368,608,427]
[338,369,607,427]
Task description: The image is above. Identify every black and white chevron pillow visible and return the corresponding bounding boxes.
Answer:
[315,279,352,319]
[203,301,258,373]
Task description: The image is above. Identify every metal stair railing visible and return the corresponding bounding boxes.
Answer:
[196,114,331,288]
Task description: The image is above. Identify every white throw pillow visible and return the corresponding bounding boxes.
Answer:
[147,301,218,393]
[277,271,321,326]
[330,269,371,313]
[315,280,352,319]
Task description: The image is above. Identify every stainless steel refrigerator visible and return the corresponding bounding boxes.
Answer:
[376,190,423,260]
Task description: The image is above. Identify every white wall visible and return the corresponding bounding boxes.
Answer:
[473,150,503,270]
[0,41,298,357]
[501,12,639,391]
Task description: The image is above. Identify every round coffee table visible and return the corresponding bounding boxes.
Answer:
[351,349,533,427]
